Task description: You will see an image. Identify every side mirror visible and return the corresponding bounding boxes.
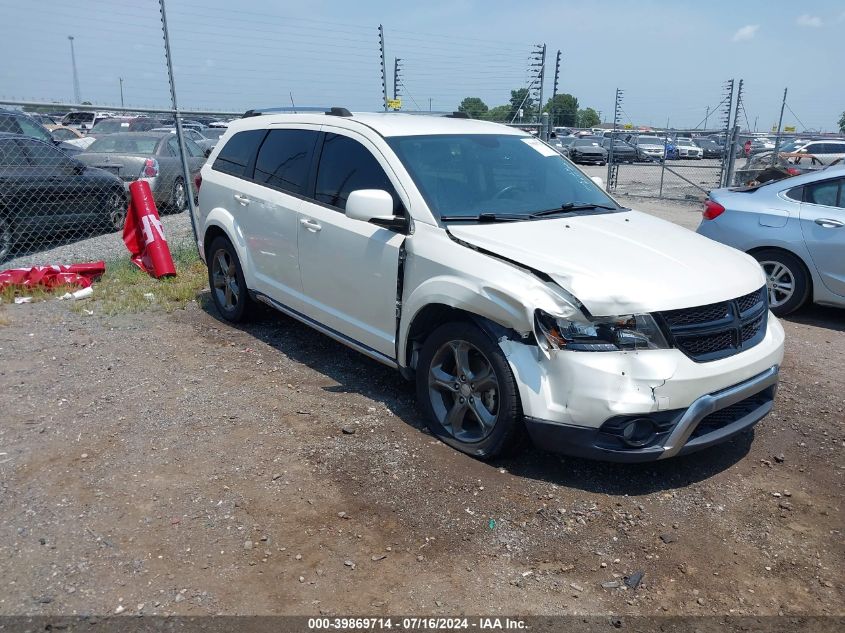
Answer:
[590,176,605,189]
[346,189,406,230]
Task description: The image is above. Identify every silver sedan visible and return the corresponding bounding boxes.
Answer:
[696,166,845,315]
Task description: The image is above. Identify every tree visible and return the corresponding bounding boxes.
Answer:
[509,88,534,121]
[486,105,512,122]
[839,111,845,133]
[458,97,488,119]
[578,107,600,128]
[544,93,579,127]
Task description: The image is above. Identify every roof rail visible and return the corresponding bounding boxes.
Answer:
[326,107,352,117]
[444,111,469,119]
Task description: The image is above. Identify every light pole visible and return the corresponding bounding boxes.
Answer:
[68,35,81,103]
[119,77,124,107]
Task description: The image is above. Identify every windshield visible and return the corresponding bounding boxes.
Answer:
[386,134,619,220]
[63,112,95,124]
[91,119,130,133]
[87,136,159,154]
[636,136,661,145]
[201,128,225,139]
[573,138,601,147]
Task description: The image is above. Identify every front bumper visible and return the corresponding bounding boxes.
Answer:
[524,365,778,462]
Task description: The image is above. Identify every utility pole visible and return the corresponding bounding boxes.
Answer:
[68,35,81,103]
[378,25,388,112]
[119,77,124,107]
[771,87,788,165]
[527,44,545,133]
[551,50,561,128]
[704,105,709,129]
[536,44,546,135]
[392,58,402,104]
[428,98,431,112]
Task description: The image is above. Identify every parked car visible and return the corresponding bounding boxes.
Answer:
[549,135,576,157]
[695,137,723,159]
[48,126,96,151]
[602,138,637,163]
[88,118,133,135]
[568,137,608,165]
[629,135,666,161]
[673,137,703,159]
[61,111,113,132]
[789,140,845,166]
[150,127,215,155]
[128,117,166,132]
[733,151,825,186]
[199,126,226,150]
[77,132,205,212]
[0,110,83,156]
[196,111,784,462]
[697,166,845,315]
[0,133,126,262]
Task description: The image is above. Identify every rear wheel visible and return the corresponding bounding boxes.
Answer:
[207,236,253,322]
[107,191,127,232]
[416,322,524,460]
[170,178,187,213]
[753,249,810,316]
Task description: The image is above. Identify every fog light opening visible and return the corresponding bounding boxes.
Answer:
[621,418,657,448]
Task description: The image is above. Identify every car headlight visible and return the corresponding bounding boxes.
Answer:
[534,309,669,352]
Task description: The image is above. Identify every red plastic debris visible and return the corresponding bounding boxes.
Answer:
[0,261,105,291]
[123,180,176,278]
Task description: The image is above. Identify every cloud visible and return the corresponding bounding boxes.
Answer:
[796,14,822,27]
[732,24,759,41]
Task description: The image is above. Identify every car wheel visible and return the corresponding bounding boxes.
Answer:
[0,216,14,264]
[207,236,253,322]
[170,178,187,213]
[753,249,811,316]
[416,321,524,460]
[107,191,127,232]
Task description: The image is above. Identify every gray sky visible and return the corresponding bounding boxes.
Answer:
[1,0,842,131]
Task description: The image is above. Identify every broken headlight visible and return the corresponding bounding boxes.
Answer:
[535,310,669,352]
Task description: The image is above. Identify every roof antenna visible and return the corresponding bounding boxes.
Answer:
[289,92,297,113]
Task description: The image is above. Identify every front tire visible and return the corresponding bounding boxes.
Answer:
[107,190,127,232]
[207,236,253,322]
[753,249,811,316]
[416,322,524,460]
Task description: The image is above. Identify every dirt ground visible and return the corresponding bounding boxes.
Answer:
[0,280,842,620]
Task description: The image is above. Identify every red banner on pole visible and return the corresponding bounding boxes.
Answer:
[123,180,176,278]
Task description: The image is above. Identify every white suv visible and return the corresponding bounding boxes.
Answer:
[196,110,784,462]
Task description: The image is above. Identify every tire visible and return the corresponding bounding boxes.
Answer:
[170,178,187,213]
[207,236,253,322]
[752,249,811,316]
[106,190,127,232]
[415,321,524,460]
[0,215,13,264]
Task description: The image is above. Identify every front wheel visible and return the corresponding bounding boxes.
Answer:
[753,249,810,316]
[107,190,127,232]
[416,322,524,460]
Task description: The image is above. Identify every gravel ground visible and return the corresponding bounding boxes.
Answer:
[0,198,842,621]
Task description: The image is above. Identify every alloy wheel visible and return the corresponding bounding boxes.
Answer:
[108,193,126,231]
[760,260,795,308]
[211,248,241,312]
[173,180,187,211]
[427,340,500,443]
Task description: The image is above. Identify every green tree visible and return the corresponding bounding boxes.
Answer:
[486,105,512,122]
[509,88,534,121]
[458,97,488,119]
[839,111,845,133]
[544,93,579,127]
[578,107,601,128]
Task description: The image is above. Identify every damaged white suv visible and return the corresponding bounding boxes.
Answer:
[196,109,784,462]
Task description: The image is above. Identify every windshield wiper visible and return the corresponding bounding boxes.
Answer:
[528,203,618,218]
[440,212,525,223]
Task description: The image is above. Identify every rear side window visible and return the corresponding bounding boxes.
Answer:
[0,115,23,135]
[314,133,398,211]
[785,186,803,201]
[804,179,841,207]
[254,129,319,195]
[212,129,265,178]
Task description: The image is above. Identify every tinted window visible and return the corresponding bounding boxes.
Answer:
[51,128,78,141]
[805,180,840,207]
[0,139,29,168]
[315,133,398,211]
[18,138,72,169]
[0,115,23,135]
[785,186,803,201]
[212,129,265,178]
[254,129,318,195]
[185,138,204,158]
[63,112,94,125]
[16,117,52,143]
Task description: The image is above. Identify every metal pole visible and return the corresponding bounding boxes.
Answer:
[704,105,709,130]
[725,124,740,186]
[551,50,561,128]
[537,44,546,138]
[159,0,199,250]
[378,25,388,112]
[119,77,124,107]
[68,36,81,103]
[771,87,788,166]
[717,79,735,187]
[607,88,622,191]
[393,58,400,102]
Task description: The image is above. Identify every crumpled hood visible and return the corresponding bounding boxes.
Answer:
[447,210,766,316]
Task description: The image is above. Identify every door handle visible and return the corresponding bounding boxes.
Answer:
[815,218,844,228]
[233,193,250,205]
[299,218,322,232]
